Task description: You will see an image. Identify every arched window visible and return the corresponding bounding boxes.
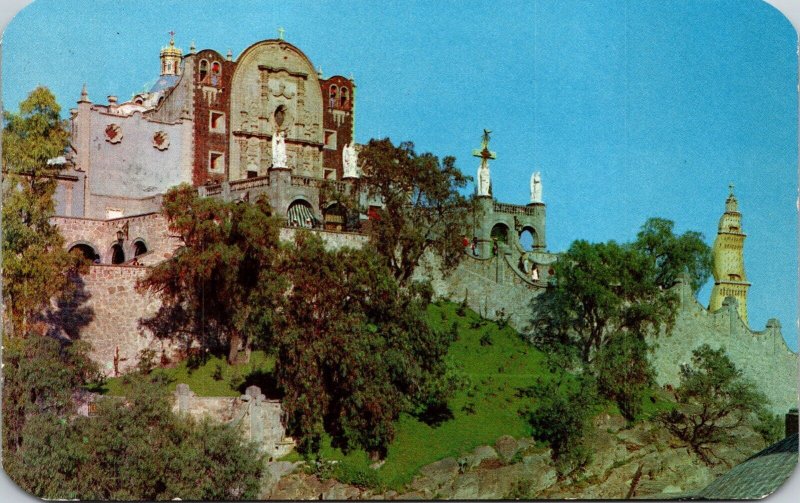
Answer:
[287,200,316,228]
[210,61,221,85]
[340,87,349,108]
[111,244,125,265]
[199,59,209,81]
[518,227,537,251]
[133,240,148,257]
[69,243,99,263]
[329,85,338,108]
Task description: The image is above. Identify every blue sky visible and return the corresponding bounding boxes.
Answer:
[2,0,797,349]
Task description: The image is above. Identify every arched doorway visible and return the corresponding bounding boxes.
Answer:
[69,243,99,264]
[110,244,125,265]
[287,200,316,228]
[490,223,510,245]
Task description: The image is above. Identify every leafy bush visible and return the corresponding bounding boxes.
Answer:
[754,410,783,446]
[136,348,157,375]
[523,377,596,477]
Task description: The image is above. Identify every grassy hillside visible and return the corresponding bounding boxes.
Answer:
[293,301,559,490]
[103,301,671,491]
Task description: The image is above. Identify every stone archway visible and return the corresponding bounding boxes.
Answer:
[110,243,125,265]
[518,226,538,251]
[69,242,99,263]
[287,199,316,228]
[490,223,510,245]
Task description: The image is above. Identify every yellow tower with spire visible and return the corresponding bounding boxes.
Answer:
[708,184,750,325]
[160,31,183,77]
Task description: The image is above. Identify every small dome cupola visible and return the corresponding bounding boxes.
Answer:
[160,31,183,77]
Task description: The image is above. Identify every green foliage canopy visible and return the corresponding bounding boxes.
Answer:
[137,185,285,364]
[7,375,263,500]
[531,239,678,364]
[633,217,712,293]
[2,87,76,333]
[274,232,453,458]
[359,138,475,284]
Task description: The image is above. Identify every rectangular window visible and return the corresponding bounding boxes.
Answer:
[324,129,337,150]
[209,111,225,133]
[209,151,225,173]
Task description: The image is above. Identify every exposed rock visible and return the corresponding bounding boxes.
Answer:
[450,472,480,500]
[594,413,627,433]
[322,482,362,500]
[461,445,498,469]
[412,456,459,493]
[260,461,301,497]
[269,473,328,500]
[494,435,519,461]
[395,490,427,499]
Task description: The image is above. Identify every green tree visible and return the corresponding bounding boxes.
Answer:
[8,376,264,500]
[274,232,453,458]
[137,185,285,364]
[359,138,475,285]
[658,344,768,464]
[531,239,677,365]
[1,334,101,455]
[593,332,654,421]
[523,376,596,477]
[2,86,75,334]
[633,217,712,293]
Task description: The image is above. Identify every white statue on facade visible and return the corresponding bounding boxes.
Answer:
[530,171,542,203]
[477,162,491,197]
[272,130,287,169]
[342,143,359,178]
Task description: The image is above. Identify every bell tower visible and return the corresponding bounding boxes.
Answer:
[160,32,183,77]
[708,184,750,325]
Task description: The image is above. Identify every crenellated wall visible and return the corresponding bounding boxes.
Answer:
[650,276,798,414]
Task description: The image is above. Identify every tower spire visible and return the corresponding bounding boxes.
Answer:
[709,185,750,325]
[160,31,183,77]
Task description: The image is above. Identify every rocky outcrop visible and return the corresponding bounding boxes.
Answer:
[261,417,768,500]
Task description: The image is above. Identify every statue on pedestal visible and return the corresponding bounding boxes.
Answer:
[272,130,287,169]
[477,163,491,197]
[530,171,542,203]
[472,129,496,197]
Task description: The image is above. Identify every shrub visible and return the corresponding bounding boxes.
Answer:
[136,348,157,375]
[524,377,596,477]
[657,345,768,464]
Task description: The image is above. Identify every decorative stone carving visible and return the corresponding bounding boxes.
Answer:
[271,130,287,169]
[104,123,122,144]
[342,143,359,178]
[152,130,169,150]
[530,171,542,203]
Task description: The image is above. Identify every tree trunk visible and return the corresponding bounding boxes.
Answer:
[228,332,242,365]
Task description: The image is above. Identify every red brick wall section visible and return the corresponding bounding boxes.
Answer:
[320,76,354,179]
[192,50,235,186]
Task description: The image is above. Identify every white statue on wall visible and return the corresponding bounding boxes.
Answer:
[272,130,287,169]
[477,162,491,197]
[530,171,542,203]
[342,143,359,178]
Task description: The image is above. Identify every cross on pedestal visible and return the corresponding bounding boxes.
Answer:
[278,27,286,40]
